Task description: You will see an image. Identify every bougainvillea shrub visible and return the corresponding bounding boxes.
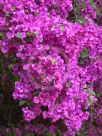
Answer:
[0,0,102,136]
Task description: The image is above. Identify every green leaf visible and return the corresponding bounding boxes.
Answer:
[47,133,52,136]
[80,49,89,59]
[89,0,94,6]
[9,131,15,136]
[59,24,64,31]
[0,32,4,40]
[2,132,7,136]
[89,91,96,96]
[77,132,81,136]
[53,4,58,11]
[19,100,27,106]
[26,131,35,136]
[5,13,10,18]
[81,2,86,8]
[86,99,91,106]
[15,32,21,39]
[85,88,96,96]
[77,17,85,24]
[96,8,102,15]
[10,127,16,136]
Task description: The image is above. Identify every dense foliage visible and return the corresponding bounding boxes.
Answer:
[0,0,102,136]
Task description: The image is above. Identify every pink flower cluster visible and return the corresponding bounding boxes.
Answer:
[0,0,102,135]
